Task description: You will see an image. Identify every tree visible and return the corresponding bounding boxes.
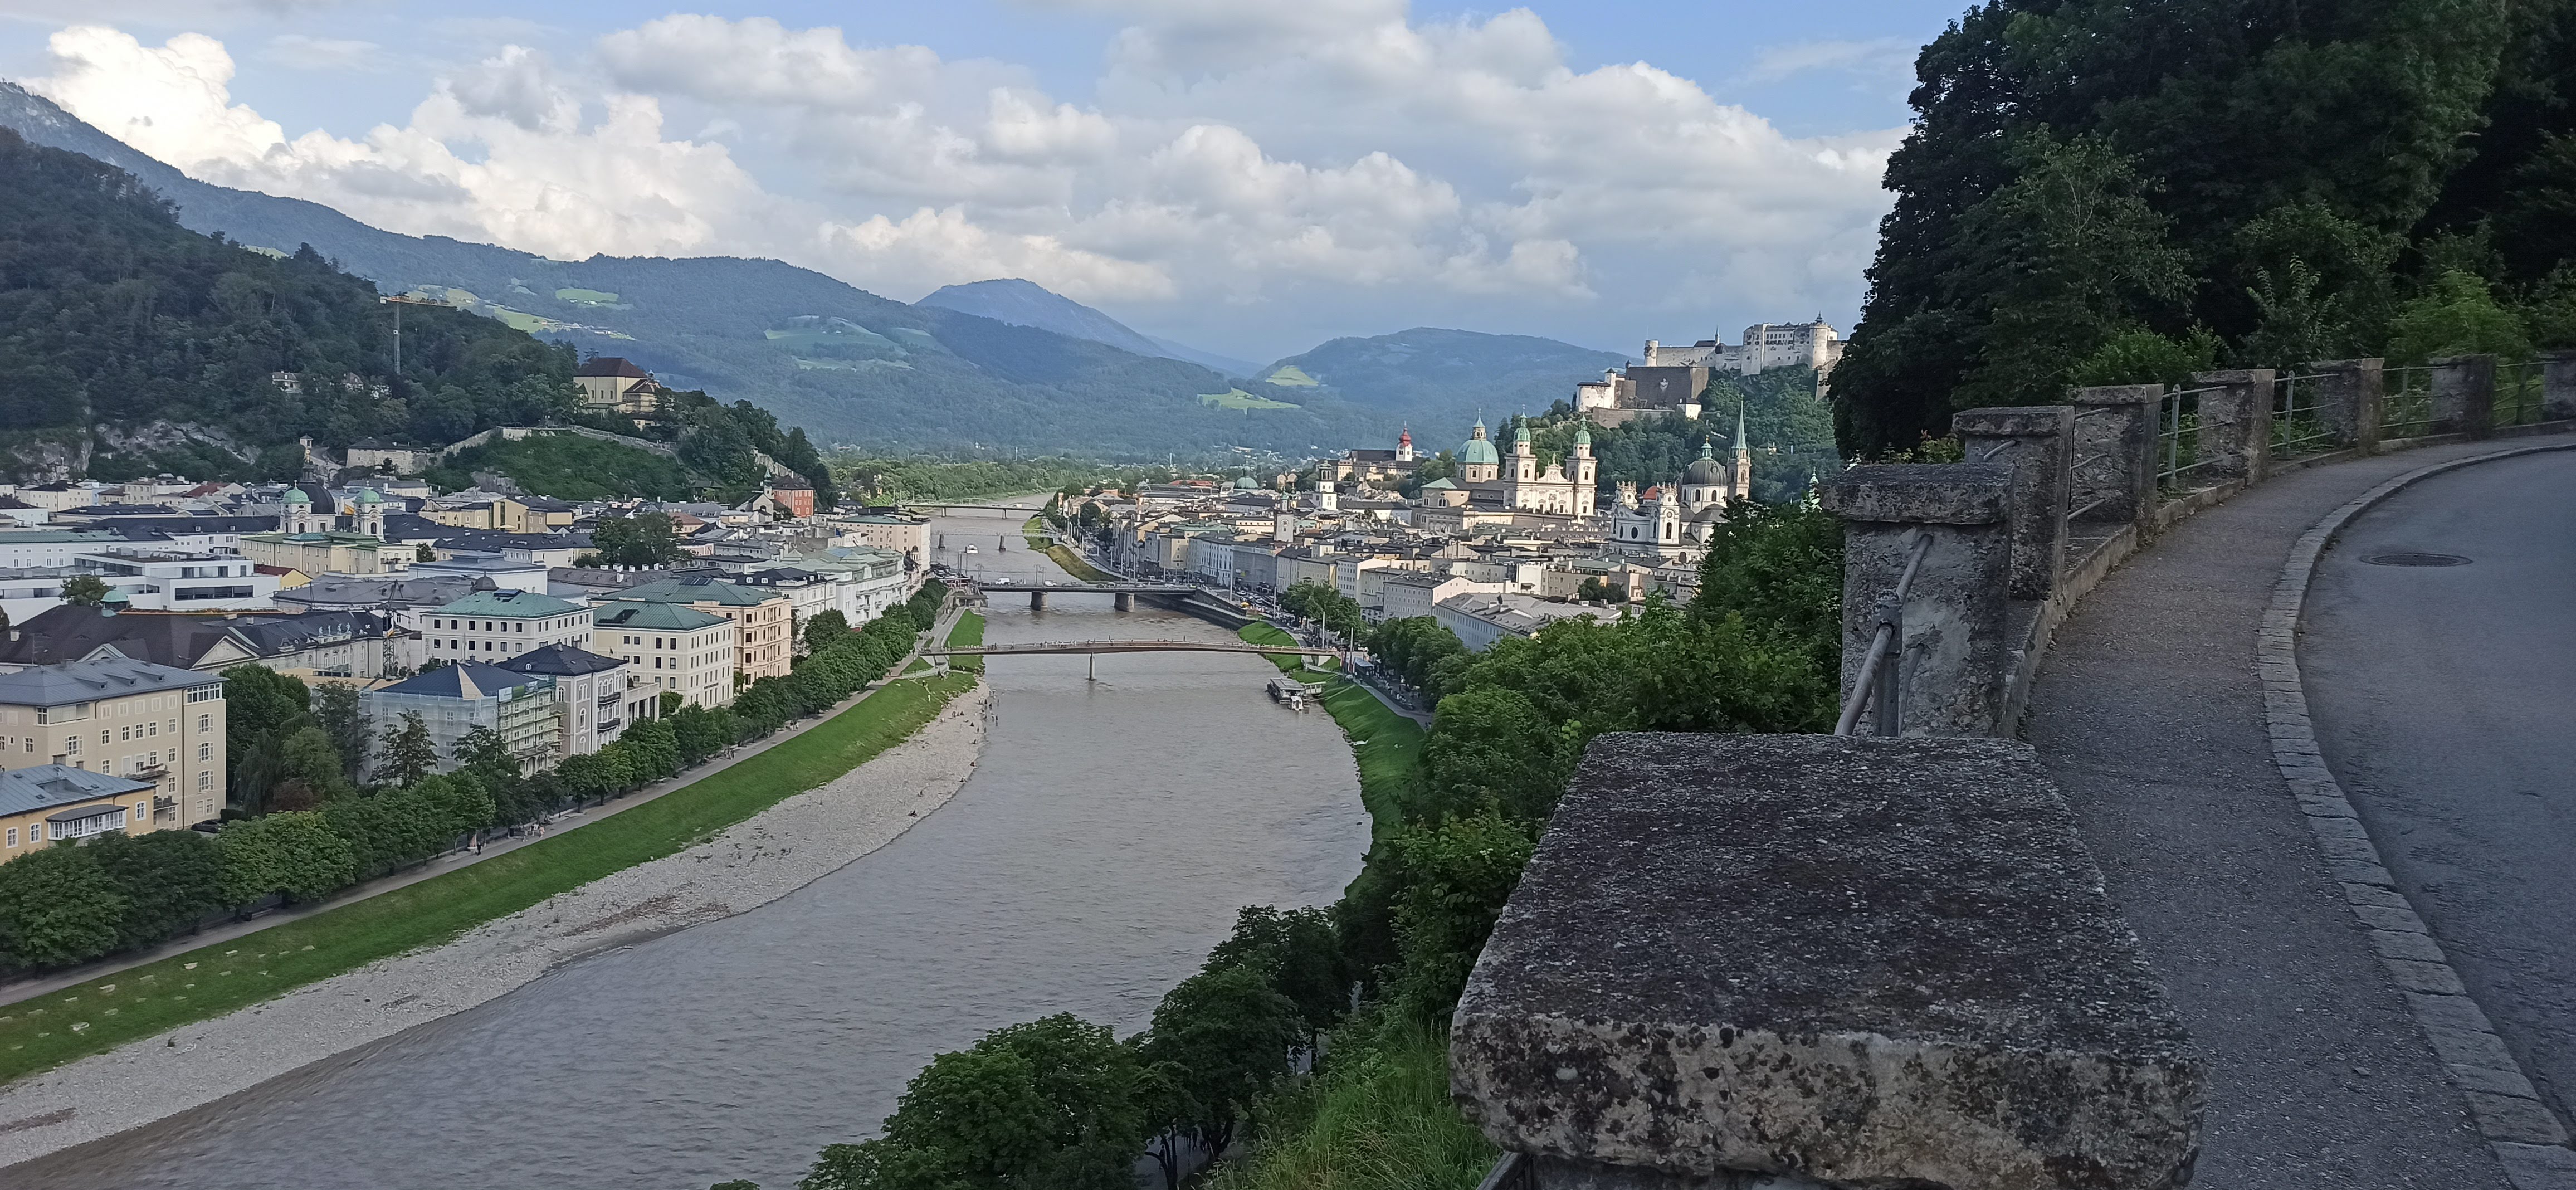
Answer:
[222,665,310,777]
[2387,270,2535,364]
[798,1015,1150,1190]
[59,574,110,607]
[310,682,370,783]
[803,610,849,656]
[85,829,227,949]
[1205,905,1349,1048]
[587,512,689,568]
[214,809,358,903]
[379,712,438,787]
[1136,963,1303,1176]
[275,725,354,807]
[0,845,128,970]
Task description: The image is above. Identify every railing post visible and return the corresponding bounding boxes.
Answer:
[2540,350,2576,422]
[2431,353,2496,437]
[2306,358,2384,452]
[2068,384,2157,529]
[1820,464,2013,736]
[1953,405,2072,598]
[2190,368,2275,483]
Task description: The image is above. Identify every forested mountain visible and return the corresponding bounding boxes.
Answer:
[0,82,1402,460]
[1264,328,1629,418]
[1835,0,2576,455]
[914,277,1256,374]
[0,126,576,481]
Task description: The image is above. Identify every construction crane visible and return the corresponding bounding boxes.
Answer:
[380,293,446,375]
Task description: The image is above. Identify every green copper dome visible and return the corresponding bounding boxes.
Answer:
[282,487,311,505]
[1513,417,1532,443]
[1458,420,1500,466]
[1681,439,1727,486]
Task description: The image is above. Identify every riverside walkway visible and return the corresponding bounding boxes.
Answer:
[2024,437,2574,1189]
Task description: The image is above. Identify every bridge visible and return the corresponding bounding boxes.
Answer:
[967,580,1203,611]
[923,638,1337,679]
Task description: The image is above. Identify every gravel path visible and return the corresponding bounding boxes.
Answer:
[0,684,992,1169]
[2023,441,2529,1188]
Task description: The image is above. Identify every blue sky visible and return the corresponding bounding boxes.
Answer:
[0,2,1962,362]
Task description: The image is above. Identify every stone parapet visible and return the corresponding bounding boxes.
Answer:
[2068,385,2158,527]
[2431,354,2496,438]
[2306,358,2385,452]
[2536,351,2576,422]
[1452,733,2207,1190]
[1821,464,2012,735]
[1954,405,2073,598]
[2190,369,2275,484]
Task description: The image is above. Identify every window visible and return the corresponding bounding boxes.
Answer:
[120,725,131,742]
[4,827,13,846]
[99,730,110,745]
[199,772,212,791]
[147,721,158,737]
[198,742,211,760]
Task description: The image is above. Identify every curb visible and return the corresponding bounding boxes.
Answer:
[2262,440,2576,1189]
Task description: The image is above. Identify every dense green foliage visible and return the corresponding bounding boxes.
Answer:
[832,456,1113,504]
[1833,0,2576,455]
[1263,328,1628,418]
[0,773,495,974]
[422,433,695,501]
[0,126,579,480]
[580,512,691,568]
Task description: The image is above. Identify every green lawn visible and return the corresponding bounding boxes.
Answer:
[1236,625,1423,837]
[945,611,985,672]
[1209,1020,1495,1190]
[1266,365,1322,387]
[1026,515,1119,582]
[0,671,977,1083]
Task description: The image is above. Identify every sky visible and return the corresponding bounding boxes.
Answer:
[0,1,1960,364]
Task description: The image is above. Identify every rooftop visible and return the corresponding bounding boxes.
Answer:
[432,588,586,618]
[604,576,778,607]
[497,643,628,678]
[592,601,730,631]
[373,661,552,701]
[0,654,221,706]
[0,765,155,821]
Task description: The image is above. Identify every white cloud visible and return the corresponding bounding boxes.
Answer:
[261,35,380,72]
[21,6,1902,356]
[1738,38,1915,87]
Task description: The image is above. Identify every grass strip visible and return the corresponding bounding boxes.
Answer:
[0,671,977,1084]
[945,610,986,672]
[1024,515,1119,583]
[1209,1019,1495,1190]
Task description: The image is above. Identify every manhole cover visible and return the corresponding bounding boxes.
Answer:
[2365,552,2472,567]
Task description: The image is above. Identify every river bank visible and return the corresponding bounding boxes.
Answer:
[0,682,993,1169]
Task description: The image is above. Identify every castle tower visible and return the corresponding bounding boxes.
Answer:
[1316,477,1339,513]
[1731,405,1752,501]
[1397,427,1416,463]
[1614,480,1638,510]
[1572,423,1597,518]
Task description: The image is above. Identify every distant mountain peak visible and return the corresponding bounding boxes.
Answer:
[915,278,1256,377]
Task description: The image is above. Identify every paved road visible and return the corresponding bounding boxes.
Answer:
[2301,449,2576,1138]
[2024,441,2546,1188]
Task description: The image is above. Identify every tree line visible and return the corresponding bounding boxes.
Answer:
[0,581,951,977]
[709,500,1844,1188]
[1835,0,2576,456]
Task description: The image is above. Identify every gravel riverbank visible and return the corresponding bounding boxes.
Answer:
[0,684,993,1169]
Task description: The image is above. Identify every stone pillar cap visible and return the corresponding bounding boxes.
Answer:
[2070,384,2160,406]
[2427,353,2499,365]
[2304,357,2385,370]
[2189,368,2276,383]
[1820,462,2008,525]
[1953,405,2074,436]
[1451,733,2205,1190]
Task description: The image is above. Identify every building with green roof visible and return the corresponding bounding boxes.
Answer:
[423,584,594,666]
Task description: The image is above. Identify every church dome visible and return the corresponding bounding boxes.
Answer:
[1458,420,1500,466]
[1681,441,1726,486]
[355,487,384,505]
[282,487,311,505]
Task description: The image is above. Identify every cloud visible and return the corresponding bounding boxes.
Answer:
[1739,38,1915,87]
[261,35,380,72]
[23,6,1902,355]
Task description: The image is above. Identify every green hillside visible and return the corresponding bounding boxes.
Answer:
[421,435,694,501]
[0,126,578,481]
[1264,328,1628,416]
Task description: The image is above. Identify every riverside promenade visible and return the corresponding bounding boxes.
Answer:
[2024,437,2575,1189]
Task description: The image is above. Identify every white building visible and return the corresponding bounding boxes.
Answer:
[498,645,634,758]
[591,601,736,711]
[1433,592,1614,652]
[1378,572,1506,622]
[421,584,595,666]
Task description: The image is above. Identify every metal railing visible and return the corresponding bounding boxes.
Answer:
[1833,530,1934,737]
[1476,1153,1536,1190]
[2157,383,2224,489]
[2383,365,2436,437]
[2496,360,2546,428]
[2271,372,2338,458]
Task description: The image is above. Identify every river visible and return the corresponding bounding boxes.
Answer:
[12,504,1369,1189]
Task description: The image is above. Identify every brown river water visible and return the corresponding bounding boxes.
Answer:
[12,505,1368,1189]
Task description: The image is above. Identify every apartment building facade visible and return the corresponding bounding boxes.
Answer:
[0,656,227,844]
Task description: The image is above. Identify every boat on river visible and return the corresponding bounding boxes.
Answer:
[1267,675,1321,710]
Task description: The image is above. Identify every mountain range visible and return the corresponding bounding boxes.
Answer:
[0,81,1632,462]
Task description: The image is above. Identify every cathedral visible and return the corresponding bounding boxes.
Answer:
[1608,409,1752,563]
[1456,417,1597,518]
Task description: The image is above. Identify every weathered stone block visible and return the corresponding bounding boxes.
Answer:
[2543,350,2576,422]
[2431,354,2496,437]
[2068,386,2158,526]
[2306,359,2384,451]
[2189,369,2275,483]
[1452,734,2206,1190]
[1822,465,2014,735]
[1954,406,2074,599]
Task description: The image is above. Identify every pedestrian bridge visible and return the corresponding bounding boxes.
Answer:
[924,639,1334,659]
[968,580,1207,611]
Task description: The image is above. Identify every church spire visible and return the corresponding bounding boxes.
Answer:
[1730,404,1752,501]
[1733,404,1748,454]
